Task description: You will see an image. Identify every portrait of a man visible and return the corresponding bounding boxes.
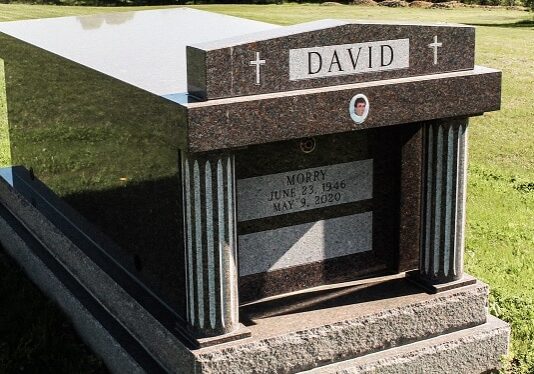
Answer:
[349,93,370,124]
[355,97,366,116]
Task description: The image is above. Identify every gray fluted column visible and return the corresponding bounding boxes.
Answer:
[181,151,239,338]
[419,119,468,284]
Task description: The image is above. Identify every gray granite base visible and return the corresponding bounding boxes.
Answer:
[0,178,196,373]
[193,280,492,373]
[407,271,478,293]
[0,211,144,374]
[303,315,509,374]
[0,179,509,373]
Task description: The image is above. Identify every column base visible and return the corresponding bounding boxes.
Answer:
[195,323,252,348]
[406,271,477,294]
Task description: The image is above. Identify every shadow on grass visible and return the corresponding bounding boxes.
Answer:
[468,19,534,28]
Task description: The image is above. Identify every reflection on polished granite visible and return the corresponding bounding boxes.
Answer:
[0,8,278,313]
[0,8,278,95]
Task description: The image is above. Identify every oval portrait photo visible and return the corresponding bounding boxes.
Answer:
[349,94,370,124]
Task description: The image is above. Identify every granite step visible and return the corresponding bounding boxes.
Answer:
[303,315,509,374]
[193,279,492,373]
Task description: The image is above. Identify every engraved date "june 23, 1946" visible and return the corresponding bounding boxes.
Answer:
[267,169,348,213]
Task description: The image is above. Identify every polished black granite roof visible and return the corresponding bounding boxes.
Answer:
[0,8,278,96]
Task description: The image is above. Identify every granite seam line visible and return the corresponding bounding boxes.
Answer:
[205,160,216,330]
[428,126,434,274]
[453,126,461,277]
[456,123,468,276]
[216,159,226,329]
[433,124,443,277]
[183,157,195,327]
[443,125,453,277]
[193,160,204,329]
[451,122,462,277]
[228,155,239,326]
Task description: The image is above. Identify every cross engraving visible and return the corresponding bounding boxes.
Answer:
[428,36,443,65]
[249,51,266,85]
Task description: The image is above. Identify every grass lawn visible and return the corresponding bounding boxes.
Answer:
[1,3,533,373]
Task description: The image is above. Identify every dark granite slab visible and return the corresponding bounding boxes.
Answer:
[184,67,501,153]
[187,20,475,100]
[0,31,188,314]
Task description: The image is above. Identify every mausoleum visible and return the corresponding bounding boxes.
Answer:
[0,8,509,373]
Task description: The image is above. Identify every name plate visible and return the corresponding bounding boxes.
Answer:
[237,159,373,222]
[289,39,409,81]
[239,212,373,276]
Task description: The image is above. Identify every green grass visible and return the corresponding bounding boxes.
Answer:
[0,4,533,373]
[193,3,534,26]
[0,59,10,167]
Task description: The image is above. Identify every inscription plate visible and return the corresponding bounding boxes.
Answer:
[239,212,372,276]
[237,160,373,222]
[289,39,409,81]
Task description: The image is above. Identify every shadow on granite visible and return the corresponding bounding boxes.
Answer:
[64,177,185,313]
[241,276,420,322]
[5,166,186,316]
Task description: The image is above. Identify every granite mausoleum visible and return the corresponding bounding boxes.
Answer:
[0,8,509,373]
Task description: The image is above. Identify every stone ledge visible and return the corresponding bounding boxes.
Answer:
[303,315,510,374]
[407,271,478,293]
[184,67,501,152]
[193,279,490,373]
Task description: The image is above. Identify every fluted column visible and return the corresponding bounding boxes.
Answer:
[181,151,239,338]
[419,119,468,284]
